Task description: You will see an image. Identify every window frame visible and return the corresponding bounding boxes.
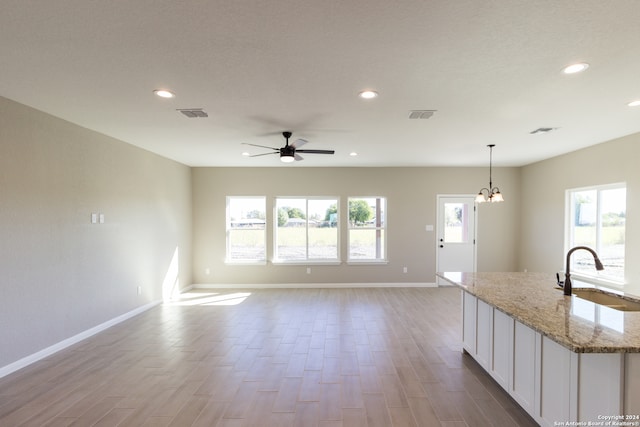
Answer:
[347,196,388,264]
[225,196,267,265]
[565,183,626,286]
[272,196,341,264]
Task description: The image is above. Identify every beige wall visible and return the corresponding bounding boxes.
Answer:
[192,166,521,284]
[0,97,192,368]
[520,132,640,294]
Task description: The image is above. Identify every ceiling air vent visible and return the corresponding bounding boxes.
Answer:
[409,110,436,119]
[177,108,208,118]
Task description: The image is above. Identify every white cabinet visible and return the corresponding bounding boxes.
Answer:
[539,336,572,423]
[462,291,476,354]
[459,290,640,426]
[461,295,514,389]
[490,308,512,390]
[511,319,538,415]
[626,353,640,414]
[475,299,492,369]
[576,352,623,422]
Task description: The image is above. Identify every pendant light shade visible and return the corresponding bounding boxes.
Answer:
[476,144,504,203]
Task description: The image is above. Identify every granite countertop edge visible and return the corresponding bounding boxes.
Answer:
[438,271,640,354]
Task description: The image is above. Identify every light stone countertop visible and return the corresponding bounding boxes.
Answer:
[437,271,640,353]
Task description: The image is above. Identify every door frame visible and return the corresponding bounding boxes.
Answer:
[436,194,478,285]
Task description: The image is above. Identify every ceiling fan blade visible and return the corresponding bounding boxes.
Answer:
[242,143,279,151]
[294,153,304,161]
[249,152,279,157]
[291,138,308,149]
[295,149,335,154]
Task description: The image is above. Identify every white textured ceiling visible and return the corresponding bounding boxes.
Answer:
[2,1,639,167]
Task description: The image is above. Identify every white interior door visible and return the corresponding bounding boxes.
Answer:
[436,195,477,285]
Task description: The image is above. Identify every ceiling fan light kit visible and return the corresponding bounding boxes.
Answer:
[280,152,295,163]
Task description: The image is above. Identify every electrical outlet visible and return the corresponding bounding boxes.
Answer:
[306,267,311,274]
[403,267,408,273]
[137,286,142,295]
[205,268,210,275]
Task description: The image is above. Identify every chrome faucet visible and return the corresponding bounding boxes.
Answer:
[563,246,604,296]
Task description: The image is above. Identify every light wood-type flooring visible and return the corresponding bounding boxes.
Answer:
[0,287,538,426]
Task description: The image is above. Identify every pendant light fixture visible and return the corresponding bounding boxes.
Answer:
[475,144,504,203]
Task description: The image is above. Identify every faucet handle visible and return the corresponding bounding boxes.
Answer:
[556,272,564,288]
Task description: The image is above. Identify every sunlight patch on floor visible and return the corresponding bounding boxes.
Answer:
[167,291,251,306]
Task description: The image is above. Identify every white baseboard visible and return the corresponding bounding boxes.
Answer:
[0,299,162,379]
[193,282,437,289]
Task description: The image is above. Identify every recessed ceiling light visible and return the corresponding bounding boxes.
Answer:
[562,63,589,74]
[242,152,250,157]
[628,100,640,107]
[153,89,175,98]
[349,152,358,157]
[358,90,378,99]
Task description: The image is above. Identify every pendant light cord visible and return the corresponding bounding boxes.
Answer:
[488,144,494,190]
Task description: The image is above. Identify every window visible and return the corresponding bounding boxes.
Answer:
[348,197,386,262]
[566,184,626,282]
[226,197,266,263]
[443,202,472,243]
[274,197,339,262]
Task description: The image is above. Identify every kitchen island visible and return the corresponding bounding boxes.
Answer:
[437,271,640,426]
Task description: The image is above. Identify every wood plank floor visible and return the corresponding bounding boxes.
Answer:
[0,287,538,426]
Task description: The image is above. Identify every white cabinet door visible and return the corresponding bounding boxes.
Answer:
[476,299,492,369]
[626,354,640,415]
[462,292,476,354]
[539,336,572,424]
[511,320,538,416]
[491,309,512,389]
[578,353,623,421]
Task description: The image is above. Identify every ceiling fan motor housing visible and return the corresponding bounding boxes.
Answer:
[280,145,295,157]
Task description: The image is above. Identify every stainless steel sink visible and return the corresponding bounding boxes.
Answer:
[573,288,640,311]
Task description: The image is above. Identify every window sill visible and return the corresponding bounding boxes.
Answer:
[271,260,342,266]
[347,260,389,265]
[569,273,625,291]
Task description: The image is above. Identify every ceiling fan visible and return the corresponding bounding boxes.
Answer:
[243,131,335,163]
